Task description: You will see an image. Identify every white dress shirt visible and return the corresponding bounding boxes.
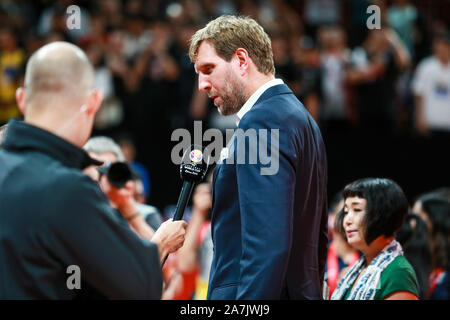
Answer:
[234,78,284,126]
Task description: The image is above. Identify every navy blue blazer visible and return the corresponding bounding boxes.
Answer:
[207,84,328,300]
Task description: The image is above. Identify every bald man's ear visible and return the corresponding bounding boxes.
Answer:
[16,87,26,115]
[85,90,104,116]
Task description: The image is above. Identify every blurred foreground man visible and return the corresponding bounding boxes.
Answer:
[0,42,186,299]
[189,16,328,299]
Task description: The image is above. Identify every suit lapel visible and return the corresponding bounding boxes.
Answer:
[252,84,292,107]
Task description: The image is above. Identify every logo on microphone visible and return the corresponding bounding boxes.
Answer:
[189,149,203,163]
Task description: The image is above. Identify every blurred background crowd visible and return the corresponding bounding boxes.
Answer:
[0,0,448,299]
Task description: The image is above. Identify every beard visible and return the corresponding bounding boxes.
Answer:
[216,72,247,116]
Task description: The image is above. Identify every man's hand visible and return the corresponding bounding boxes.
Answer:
[152,219,188,263]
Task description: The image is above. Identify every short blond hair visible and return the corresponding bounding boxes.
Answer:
[189,15,275,75]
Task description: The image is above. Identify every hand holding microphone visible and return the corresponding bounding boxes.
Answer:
[152,219,188,264]
[161,145,210,266]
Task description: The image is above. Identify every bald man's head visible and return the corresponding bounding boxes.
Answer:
[16,42,104,147]
[24,42,95,107]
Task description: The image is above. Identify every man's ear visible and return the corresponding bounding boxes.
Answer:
[85,89,104,116]
[16,87,26,115]
[234,48,250,74]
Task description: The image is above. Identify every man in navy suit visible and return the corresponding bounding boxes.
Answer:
[189,15,328,299]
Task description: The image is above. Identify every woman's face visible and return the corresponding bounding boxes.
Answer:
[412,200,432,233]
[343,196,368,250]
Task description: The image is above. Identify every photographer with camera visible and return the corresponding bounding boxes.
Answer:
[83,136,163,240]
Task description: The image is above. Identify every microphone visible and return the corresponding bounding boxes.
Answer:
[162,145,209,266]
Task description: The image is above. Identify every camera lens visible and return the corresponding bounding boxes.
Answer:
[106,162,133,188]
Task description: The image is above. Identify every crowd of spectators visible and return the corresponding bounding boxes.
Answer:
[1,0,449,207]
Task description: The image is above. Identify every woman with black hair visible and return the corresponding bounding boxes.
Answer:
[396,214,432,299]
[331,178,419,300]
[413,194,450,300]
